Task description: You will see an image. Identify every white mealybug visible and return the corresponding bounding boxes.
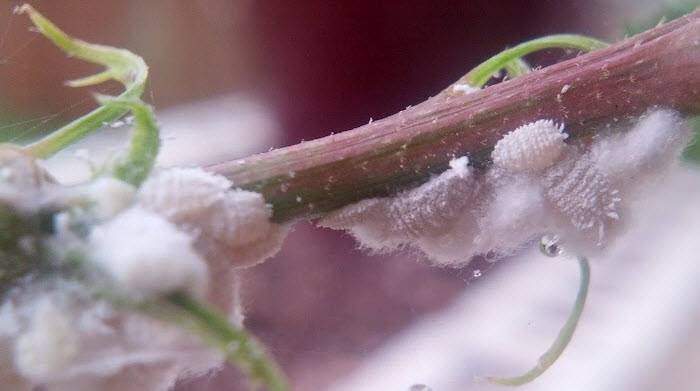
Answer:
[138,167,231,223]
[138,167,288,269]
[320,157,478,265]
[201,189,289,268]
[492,119,568,173]
[544,154,620,245]
[321,110,690,265]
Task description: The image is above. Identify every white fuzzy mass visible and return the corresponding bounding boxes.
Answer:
[2,285,224,391]
[89,207,209,299]
[0,154,289,390]
[321,110,690,266]
[13,297,79,382]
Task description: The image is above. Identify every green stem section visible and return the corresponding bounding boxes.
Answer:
[162,292,289,391]
[102,290,288,391]
[503,58,530,78]
[462,34,608,87]
[485,256,591,386]
[17,4,148,159]
[96,96,160,186]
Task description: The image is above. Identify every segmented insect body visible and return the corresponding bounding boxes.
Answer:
[544,154,620,244]
[138,167,230,223]
[492,119,568,173]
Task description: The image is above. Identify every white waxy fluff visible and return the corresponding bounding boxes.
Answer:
[13,297,79,382]
[84,177,136,219]
[591,110,689,182]
[492,119,568,173]
[138,167,288,268]
[89,207,209,299]
[0,147,53,190]
[320,110,691,266]
[451,83,480,95]
[475,177,548,256]
[320,157,479,265]
[2,284,223,391]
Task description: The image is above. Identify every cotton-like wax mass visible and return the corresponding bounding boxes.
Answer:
[13,297,79,382]
[321,110,690,265]
[89,207,209,298]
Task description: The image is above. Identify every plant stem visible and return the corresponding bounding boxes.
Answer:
[163,292,289,391]
[103,290,288,391]
[209,10,700,223]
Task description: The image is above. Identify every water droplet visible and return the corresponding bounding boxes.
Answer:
[539,234,563,257]
[472,269,482,278]
[408,385,433,391]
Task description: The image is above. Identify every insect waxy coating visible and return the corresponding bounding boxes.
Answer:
[492,119,568,173]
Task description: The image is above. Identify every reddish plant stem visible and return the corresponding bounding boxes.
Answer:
[208,11,700,223]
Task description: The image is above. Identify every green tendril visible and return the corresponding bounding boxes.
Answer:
[149,292,289,391]
[17,4,148,159]
[98,289,288,391]
[484,256,591,386]
[95,96,160,187]
[503,58,531,79]
[462,34,608,88]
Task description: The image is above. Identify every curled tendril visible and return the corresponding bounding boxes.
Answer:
[94,96,160,187]
[458,34,608,89]
[17,4,148,159]
[482,256,591,386]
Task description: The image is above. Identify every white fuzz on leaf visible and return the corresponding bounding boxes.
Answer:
[89,207,209,298]
[321,111,690,265]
